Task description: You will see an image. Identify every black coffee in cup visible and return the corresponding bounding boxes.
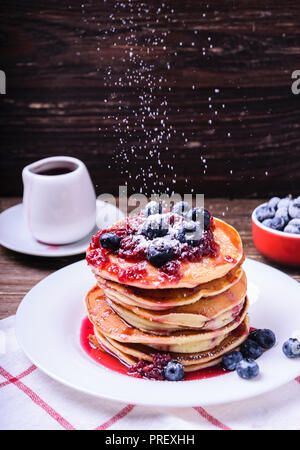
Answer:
[36,167,75,176]
[31,161,78,176]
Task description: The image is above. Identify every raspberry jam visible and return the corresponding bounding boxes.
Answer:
[80,317,128,376]
[80,317,230,381]
[86,211,219,284]
[128,353,172,381]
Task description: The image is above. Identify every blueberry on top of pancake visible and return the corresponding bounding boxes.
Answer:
[146,238,175,267]
[187,207,212,230]
[172,201,191,218]
[144,201,162,216]
[86,202,243,289]
[141,214,170,240]
[177,221,202,246]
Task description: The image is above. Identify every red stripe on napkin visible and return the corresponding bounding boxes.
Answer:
[193,406,231,430]
[95,404,135,430]
[0,364,37,389]
[0,365,75,430]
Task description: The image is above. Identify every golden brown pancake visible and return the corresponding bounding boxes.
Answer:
[105,271,247,332]
[87,218,244,289]
[90,315,250,372]
[84,285,249,353]
[96,261,244,311]
[85,211,249,374]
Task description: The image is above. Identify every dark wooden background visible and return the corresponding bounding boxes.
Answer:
[1,0,300,197]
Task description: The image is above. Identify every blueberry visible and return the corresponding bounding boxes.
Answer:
[164,360,184,381]
[284,225,298,234]
[240,339,262,360]
[282,338,300,358]
[249,329,276,349]
[262,219,272,228]
[188,207,211,230]
[288,200,300,219]
[256,206,275,222]
[100,233,121,251]
[144,201,162,217]
[221,351,243,371]
[236,359,259,379]
[277,197,292,209]
[269,216,285,231]
[177,221,202,246]
[289,218,300,227]
[294,196,300,203]
[284,218,300,235]
[294,196,300,206]
[147,239,174,267]
[172,201,191,218]
[283,224,300,234]
[141,214,169,239]
[275,207,290,225]
[267,197,280,209]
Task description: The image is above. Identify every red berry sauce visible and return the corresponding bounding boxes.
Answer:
[86,211,219,284]
[80,317,231,381]
[128,353,172,380]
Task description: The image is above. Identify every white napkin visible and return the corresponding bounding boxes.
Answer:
[1,316,299,430]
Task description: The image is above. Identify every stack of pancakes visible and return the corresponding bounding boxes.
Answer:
[85,217,249,372]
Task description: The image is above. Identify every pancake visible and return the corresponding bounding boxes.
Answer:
[90,315,250,372]
[96,260,244,311]
[84,285,249,353]
[87,217,244,289]
[85,207,249,376]
[105,272,247,332]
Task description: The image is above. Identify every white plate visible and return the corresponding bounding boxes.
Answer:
[0,204,96,257]
[15,258,300,407]
[0,202,123,258]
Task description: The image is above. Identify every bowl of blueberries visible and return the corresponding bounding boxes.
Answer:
[252,195,300,267]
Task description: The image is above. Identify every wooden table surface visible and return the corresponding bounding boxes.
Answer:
[0,196,299,320]
[1,0,300,198]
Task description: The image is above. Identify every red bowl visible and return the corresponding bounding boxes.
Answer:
[252,204,300,267]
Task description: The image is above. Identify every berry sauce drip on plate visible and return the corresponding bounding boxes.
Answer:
[80,317,229,381]
[86,202,219,284]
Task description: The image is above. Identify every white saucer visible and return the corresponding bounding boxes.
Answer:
[0,202,124,258]
[15,258,300,406]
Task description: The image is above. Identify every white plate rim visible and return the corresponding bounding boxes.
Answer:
[0,204,95,257]
[15,258,300,407]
